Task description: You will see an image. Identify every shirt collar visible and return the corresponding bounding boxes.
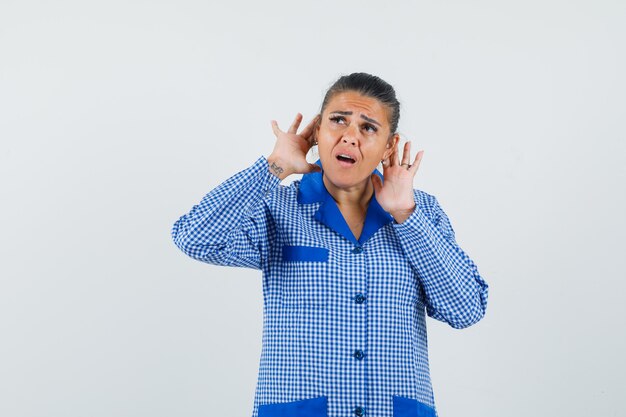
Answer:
[296,159,393,246]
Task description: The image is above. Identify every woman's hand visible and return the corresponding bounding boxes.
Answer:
[267,113,322,180]
[371,140,424,224]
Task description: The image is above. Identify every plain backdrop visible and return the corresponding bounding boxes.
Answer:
[1,1,625,416]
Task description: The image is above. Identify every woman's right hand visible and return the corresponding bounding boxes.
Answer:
[267,113,322,180]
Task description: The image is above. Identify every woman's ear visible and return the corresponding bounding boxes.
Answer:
[314,115,322,140]
[382,134,400,159]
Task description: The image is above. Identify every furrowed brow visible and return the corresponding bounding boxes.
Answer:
[360,115,381,126]
[329,111,381,127]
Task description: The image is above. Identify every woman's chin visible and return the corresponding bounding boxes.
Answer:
[323,169,370,191]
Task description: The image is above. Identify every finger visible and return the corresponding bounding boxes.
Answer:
[299,114,320,139]
[288,113,303,134]
[271,120,281,136]
[391,139,400,166]
[401,141,411,166]
[410,150,425,174]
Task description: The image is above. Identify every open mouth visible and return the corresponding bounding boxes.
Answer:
[336,154,356,164]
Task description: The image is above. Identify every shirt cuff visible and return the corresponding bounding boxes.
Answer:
[392,202,431,234]
[255,155,282,197]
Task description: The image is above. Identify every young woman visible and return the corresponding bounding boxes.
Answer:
[171,72,489,417]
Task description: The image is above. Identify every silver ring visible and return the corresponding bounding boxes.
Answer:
[401,163,411,169]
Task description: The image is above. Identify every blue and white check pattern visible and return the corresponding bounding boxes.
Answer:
[171,156,489,417]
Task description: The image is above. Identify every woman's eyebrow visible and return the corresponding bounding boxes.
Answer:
[329,110,381,127]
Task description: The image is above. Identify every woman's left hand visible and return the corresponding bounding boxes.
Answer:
[371,140,424,224]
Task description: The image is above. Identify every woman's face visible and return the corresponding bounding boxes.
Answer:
[315,91,398,190]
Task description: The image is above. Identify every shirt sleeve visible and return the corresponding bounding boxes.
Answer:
[392,192,489,329]
[170,156,281,270]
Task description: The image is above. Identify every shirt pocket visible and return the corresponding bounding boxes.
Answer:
[258,395,328,417]
[392,395,437,417]
[280,245,331,308]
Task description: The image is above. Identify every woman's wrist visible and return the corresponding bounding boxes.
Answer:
[266,154,291,180]
[390,204,416,224]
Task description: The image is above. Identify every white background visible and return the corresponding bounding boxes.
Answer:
[1,1,624,416]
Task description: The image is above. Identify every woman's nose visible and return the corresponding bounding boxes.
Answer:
[342,125,359,145]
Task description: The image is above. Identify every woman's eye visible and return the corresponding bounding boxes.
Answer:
[329,116,376,133]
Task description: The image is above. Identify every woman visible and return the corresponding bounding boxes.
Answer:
[171,73,489,417]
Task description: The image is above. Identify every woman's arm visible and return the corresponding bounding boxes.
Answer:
[392,192,489,329]
[171,156,281,270]
[171,113,320,270]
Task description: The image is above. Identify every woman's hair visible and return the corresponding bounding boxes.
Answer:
[320,72,400,136]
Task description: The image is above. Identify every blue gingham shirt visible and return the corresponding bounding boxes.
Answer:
[171,156,489,417]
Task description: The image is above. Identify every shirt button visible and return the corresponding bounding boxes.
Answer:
[353,349,365,360]
[354,406,365,416]
[354,293,366,304]
[352,246,363,254]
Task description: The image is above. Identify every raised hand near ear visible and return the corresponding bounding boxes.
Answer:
[371,140,424,224]
[267,113,321,180]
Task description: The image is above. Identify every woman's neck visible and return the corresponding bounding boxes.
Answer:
[322,174,374,210]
